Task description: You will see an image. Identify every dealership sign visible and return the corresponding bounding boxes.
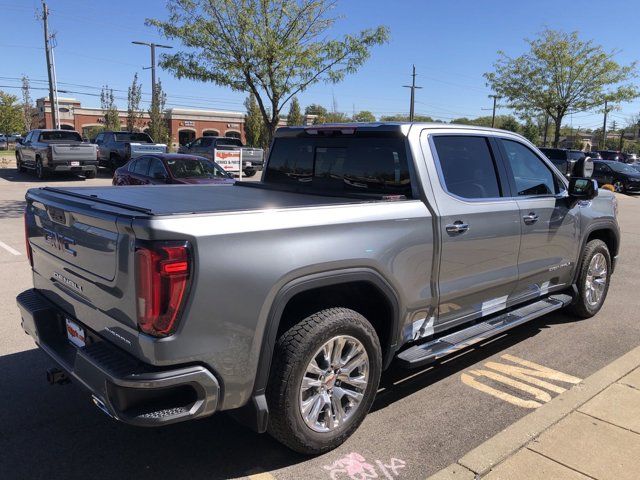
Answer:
[214,149,242,173]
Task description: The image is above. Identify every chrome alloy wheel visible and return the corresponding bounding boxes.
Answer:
[585,252,607,307]
[299,335,370,433]
[613,181,625,193]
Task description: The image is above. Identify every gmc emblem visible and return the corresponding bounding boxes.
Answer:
[43,228,77,257]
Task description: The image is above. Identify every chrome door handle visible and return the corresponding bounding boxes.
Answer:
[446,221,469,234]
[523,212,539,225]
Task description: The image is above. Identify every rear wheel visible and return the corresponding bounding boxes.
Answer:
[567,239,611,318]
[243,169,256,177]
[267,308,381,454]
[613,180,625,193]
[109,154,119,172]
[16,153,25,172]
[84,168,96,179]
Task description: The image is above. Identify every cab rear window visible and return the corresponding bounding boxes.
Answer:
[264,137,412,197]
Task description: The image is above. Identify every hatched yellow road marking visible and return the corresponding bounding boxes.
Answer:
[461,354,582,408]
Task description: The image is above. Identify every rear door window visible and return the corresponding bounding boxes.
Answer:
[431,135,502,199]
[265,137,412,197]
[133,156,150,176]
[148,157,167,177]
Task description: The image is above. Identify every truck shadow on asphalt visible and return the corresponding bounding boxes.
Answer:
[0,167,112,183]
[0,310,575,480]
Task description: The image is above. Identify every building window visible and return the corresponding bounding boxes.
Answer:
[225,130,241,139]
[202,130,219,137]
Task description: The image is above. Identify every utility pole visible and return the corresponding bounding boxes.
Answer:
[543,115,549,147]
[403,65,422,121]
[601,98,609,150]
[489,95,500,128]
[41,1,58,129]
[131,41,173,108]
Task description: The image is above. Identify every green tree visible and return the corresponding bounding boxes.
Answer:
[244,93,266,147]
[0,91,23,135]
[321,112,351,123]
[148,0,389,145]
[380,113,435,122]
[305,104,328,123]
[147,81,170,145]
[520,121,539,144]
[485,29,638,147]
[21,76,37,133]
[126,73,143,132]
[499,116,520,133]
[353,110,376,122]
[286,97,304,126]
[100,85,121,131]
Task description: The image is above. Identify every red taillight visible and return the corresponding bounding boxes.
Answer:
[135,242,191,337]
[24,208,33,266]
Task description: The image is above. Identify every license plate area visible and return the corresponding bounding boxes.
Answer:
[65,317,86,348]
[70,161,80,167]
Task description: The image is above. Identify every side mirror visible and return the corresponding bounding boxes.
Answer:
[569,177,598,200]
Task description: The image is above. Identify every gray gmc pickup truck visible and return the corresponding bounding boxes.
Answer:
[17,123,619,454]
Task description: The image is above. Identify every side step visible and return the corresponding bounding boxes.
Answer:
[397,294,572,368]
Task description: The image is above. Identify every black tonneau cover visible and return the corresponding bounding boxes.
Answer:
[37,183,366,217]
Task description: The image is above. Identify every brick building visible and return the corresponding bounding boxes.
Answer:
[36,97,246,148]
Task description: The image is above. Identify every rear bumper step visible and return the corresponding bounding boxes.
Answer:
[16,288,220,426]
[397,294,573,368]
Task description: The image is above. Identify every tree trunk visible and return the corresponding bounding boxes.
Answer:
[552,116,563,148]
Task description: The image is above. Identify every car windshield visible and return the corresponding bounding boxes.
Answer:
[40,131,82,142]
[607,162,639,174]
[114,132,153,143]
[165,157,231,179]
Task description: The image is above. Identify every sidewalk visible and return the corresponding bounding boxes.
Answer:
[430,345,640,480]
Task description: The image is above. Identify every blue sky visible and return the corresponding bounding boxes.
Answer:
[1,0,639,130]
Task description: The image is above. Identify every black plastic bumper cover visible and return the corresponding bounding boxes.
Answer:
[16,288,220,426]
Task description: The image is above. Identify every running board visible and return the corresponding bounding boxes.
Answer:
[397,294,573,368]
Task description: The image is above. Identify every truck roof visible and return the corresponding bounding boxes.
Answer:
[275,122,526,138]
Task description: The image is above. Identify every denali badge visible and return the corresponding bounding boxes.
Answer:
[53,272,83,293]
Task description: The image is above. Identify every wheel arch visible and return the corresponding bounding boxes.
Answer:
[574,222,620,283]
[253,268,401,398]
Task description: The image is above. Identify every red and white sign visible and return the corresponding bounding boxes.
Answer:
[214,149,241,173]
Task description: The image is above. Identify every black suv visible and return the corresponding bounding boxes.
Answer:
[592,159,640,193]
[538,148,593,178]
[598,150,626,162]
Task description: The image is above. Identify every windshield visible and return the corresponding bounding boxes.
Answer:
[40,131,82,142]
[607,162,639,174]
[114,132,153,143]
[165,157,231,179]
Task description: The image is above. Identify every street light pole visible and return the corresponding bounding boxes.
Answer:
[131,41,173,108]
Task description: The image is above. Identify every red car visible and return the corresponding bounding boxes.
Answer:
[113,153,235,186]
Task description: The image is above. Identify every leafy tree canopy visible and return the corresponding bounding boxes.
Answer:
[0,91,24,135]
[485,29,638,147]
[148,0,389,145]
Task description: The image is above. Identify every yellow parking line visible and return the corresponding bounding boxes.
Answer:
[248,472,277,480]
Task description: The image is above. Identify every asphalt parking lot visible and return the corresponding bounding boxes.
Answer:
[1,167,639,480]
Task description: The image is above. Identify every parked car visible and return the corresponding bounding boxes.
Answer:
[15,129,98,179]
[113,153,235,186]
[0,135,7,150]
[624,153,638,163]
[94,131,167,171]
[537,147,593,178]
[592,159,640,193]
[18,123,618,454]
[178,136,264,177]
[598,150,625,162]
[587,151,603,160]
[630,163,640,174]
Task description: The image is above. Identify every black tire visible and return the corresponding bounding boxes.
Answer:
[35,157,47,180]
[84,168,96,179]
[267,308,381,455]
[567,239,611,319]
[243,169,256,177]
[613,180,625,193]
[16,153,25,173]
[109,154,119,172]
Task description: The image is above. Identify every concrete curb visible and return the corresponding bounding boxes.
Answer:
[428,344,640,479]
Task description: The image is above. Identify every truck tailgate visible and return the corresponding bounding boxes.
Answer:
[25,188,140,340]
[51,143,97,161]
[130,143,167,157]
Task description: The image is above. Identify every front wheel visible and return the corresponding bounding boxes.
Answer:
[267,308,381,454]
[567,239,611,319]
